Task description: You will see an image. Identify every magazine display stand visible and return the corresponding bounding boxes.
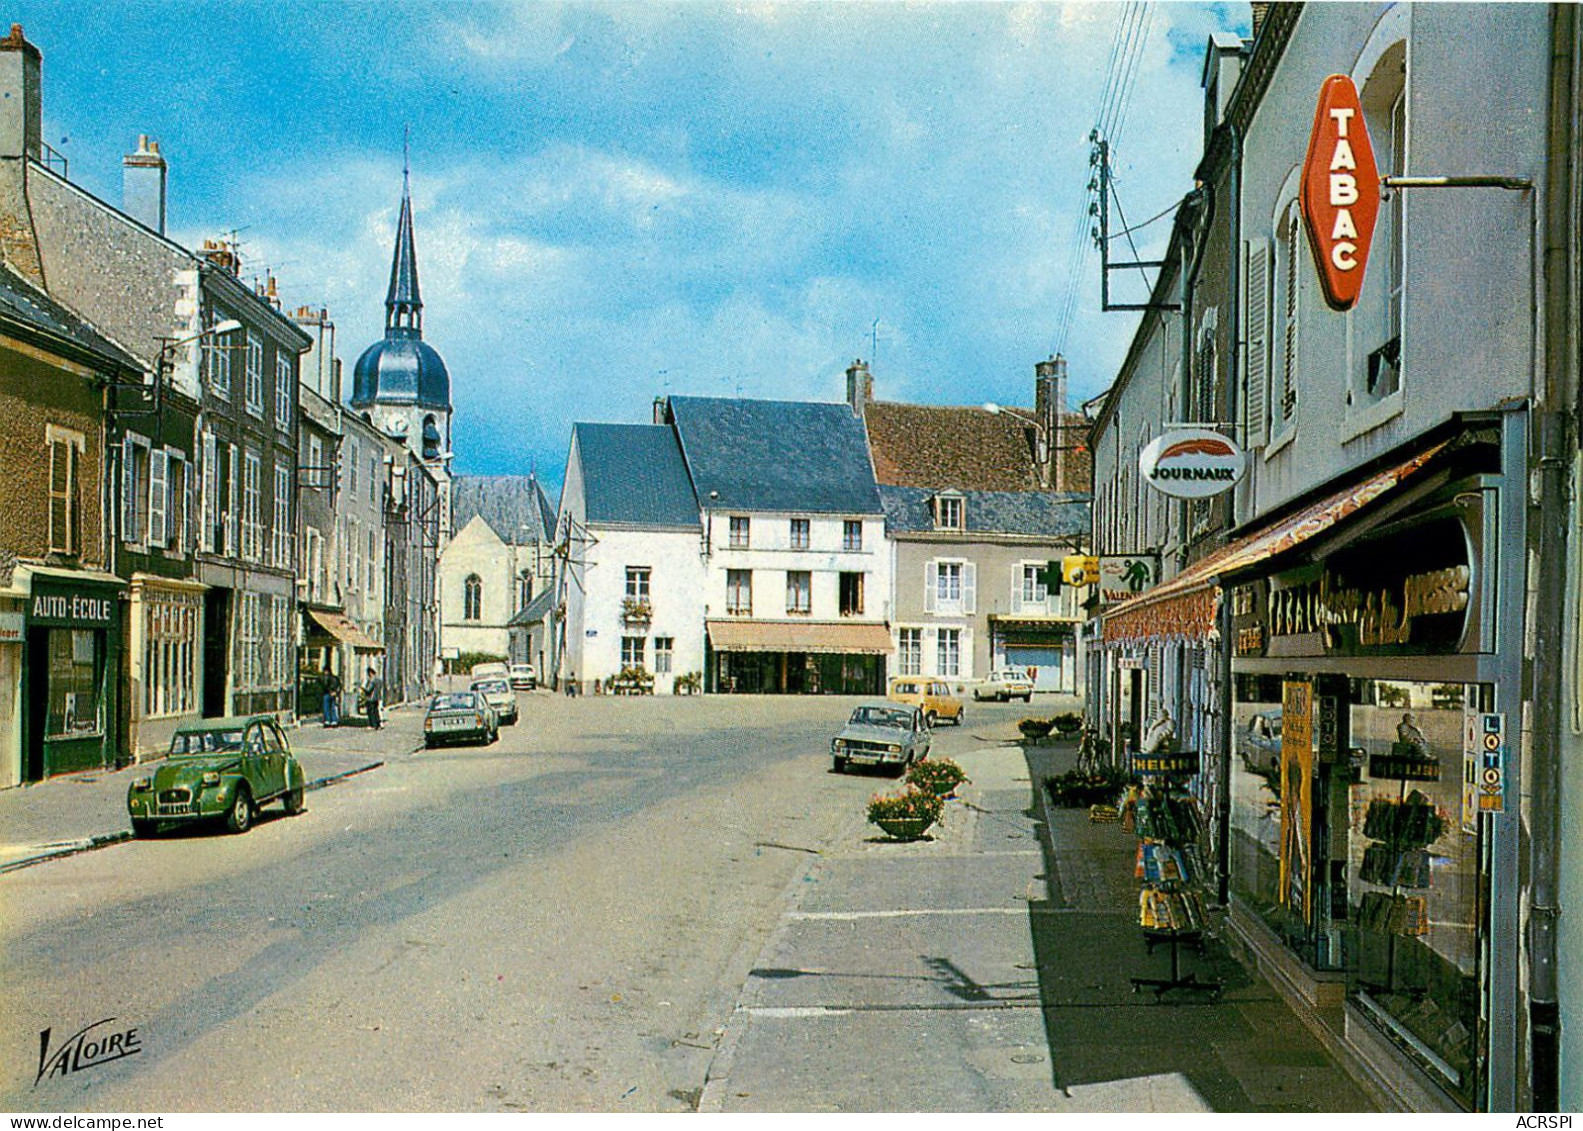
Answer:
[1125,751,1222,1000]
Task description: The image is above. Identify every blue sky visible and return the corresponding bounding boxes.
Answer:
[12,0,1248,488]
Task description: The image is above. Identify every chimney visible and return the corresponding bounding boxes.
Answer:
[1250,3,1271,40]
[0,25,41,162]
[1034,354,1068,490]
[845,359,872,418]
[122,134,167,234]
[652,396,668,425]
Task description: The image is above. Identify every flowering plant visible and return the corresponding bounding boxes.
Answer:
[906,758,968,797]
[621,597,653,622]
[867,787,945,826]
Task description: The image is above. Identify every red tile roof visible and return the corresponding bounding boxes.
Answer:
[863,401,1091,492]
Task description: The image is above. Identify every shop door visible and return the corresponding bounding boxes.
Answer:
[0,642,17,787]
[202,589,229,718]
[23,631,47,782]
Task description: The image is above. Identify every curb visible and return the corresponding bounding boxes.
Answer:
[0,760,387,876]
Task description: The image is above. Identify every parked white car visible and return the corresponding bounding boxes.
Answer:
[974,670,1034,703]
[509,663,537,690]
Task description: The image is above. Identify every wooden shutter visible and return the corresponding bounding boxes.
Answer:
[1244,239,1270,449]
[963,562,977,615]
[225,443,239,558]
[924,561,937,614]
[149,449,168,547]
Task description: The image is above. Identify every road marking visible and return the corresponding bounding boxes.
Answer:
[788,907,1067,921]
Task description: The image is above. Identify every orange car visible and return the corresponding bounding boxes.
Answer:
[888,678,965,727]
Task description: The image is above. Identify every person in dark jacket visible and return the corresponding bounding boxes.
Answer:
[322,668,342,727]
[363,667,384,730]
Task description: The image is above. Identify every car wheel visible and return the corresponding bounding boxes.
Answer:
[955,711,965,726]
[131,818,158,839]
[224,786,254,834]
[424,737,437,749]
[926,710,938,729]
[1023,694,1033,703]
[283,786,305,816]
[832,756,847,774]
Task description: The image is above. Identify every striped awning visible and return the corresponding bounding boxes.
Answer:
[707,619,894,655]
[1103,439,1450,646]
[305,608,384,651]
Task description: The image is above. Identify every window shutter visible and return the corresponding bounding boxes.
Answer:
[149,449,168,547]
[963,561,976,615]
[201,432,217,552]
[1244,239,1270,449]
[226,443,239,558]
[924,561,937,614]
[1011,564,1023,615]
[1281,209,1301,429]
[122,435,137,543]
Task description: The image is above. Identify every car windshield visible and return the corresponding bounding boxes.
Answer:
[431,693,477,711]
[169,729,244,756]
[472,680,509,694]
[850,707,911,729]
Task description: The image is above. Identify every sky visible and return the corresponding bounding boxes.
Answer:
[12,0,1249,493]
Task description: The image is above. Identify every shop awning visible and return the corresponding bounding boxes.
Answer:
[707,619,894,655]
[1103,439,1450,646]
[305,608,384,651]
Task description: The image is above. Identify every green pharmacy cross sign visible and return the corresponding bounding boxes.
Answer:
[1036,561,1064,593]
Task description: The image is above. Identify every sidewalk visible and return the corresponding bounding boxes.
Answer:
[0,705,422,873]
[700,737,1382,1113]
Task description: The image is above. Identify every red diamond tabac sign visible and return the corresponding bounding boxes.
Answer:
[1299,74,1380,311]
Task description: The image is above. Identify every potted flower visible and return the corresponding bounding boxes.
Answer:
[1052,711,1083,738]
[1019,717,1056,743]
[906,757,968,798]
[621,597,653,624]
[867,787,945,841]
[674,671,702,696]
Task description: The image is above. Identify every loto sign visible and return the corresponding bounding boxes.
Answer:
[1300,74,1381,311]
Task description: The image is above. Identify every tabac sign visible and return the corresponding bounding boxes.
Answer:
[1300,74,1381,311]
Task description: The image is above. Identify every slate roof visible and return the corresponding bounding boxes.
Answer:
[879,485,1091,539]
[451,474,558,544]
[863,401,1092,493]
[0,261,144,375]
[508,587,557,628]
[574,423,700,529]
[666,395,882,515]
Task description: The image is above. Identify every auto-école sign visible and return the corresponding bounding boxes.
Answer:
[1138,428,1247,499]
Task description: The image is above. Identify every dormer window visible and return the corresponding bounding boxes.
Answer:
[934,494,964,531]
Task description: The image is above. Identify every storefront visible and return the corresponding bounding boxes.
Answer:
[1100,423,1523,1111]
[990,617,1080,693]
[1228,468,1504,1108]
[12,566,124,782]
[705,620,891,694]
[299,606,383,719]
[127,574,206,761]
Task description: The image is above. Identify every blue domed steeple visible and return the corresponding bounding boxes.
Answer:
[351,168,451,411]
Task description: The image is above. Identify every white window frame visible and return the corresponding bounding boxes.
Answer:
[790,518,810,550]
[654,636,673,675]
[898,627,922,676]
[205,318,233,398]
[728,516,750,549]
[843,519,863,552]
[275,352,293,433]
[625,567,651,601]
[726,569,752,615]
[935,494,964,531]
[936,627,962,678]
[786,570,812,615]
[925,558,975,615]
[241,449,262,561]
[273,463,292,569]
[46,425,84,556]
[225,442,240,558]
[245,333,264,417]
[621,636,646,669]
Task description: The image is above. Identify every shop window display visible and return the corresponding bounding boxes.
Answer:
[1230,675,1480,1107]
[46,629,101,738]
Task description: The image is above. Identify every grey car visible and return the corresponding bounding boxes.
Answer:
[831,703,932,775]
[424,691,498,748]
[1238,709,1282,772]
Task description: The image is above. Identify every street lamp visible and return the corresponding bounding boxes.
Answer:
[984,402,1090,489]
[111,318,242,420]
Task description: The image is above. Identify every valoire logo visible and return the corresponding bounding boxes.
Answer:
[1139,429,1247,499]
[35,1018,141,1085]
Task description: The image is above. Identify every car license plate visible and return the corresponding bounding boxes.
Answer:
[848,753,878,764]
[156,803,192,816]
[436,717,470,730]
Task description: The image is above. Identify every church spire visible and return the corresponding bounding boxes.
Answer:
[384,149,422,338]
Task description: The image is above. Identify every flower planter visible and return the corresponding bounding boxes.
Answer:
[874,816,934,841]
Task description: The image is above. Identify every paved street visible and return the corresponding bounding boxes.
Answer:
[1,693,1375,1112]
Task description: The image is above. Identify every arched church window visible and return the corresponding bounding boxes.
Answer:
[464,574,482,621]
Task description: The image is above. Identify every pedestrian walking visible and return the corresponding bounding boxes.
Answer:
[363,666,384,730]
[322,668,342,727]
